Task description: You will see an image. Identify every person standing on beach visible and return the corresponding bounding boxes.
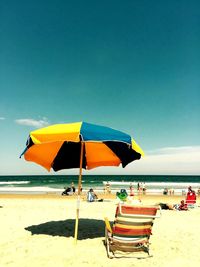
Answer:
[139,182,143,195]
[104,182,111,194]
[137,182,142,195]
[198,188,200,196]
[137,182,140,191]
[142,183,146,194]
[163,188,168,195]
[129,184,134,197]
[169,188,174,195]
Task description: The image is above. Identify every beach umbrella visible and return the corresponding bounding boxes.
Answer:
[20,121,144,242]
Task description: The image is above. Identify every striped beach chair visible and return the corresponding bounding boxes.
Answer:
[185,192,197,208]
[104,204,161,258]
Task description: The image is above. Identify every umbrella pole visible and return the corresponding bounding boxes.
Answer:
[74,141,84,244]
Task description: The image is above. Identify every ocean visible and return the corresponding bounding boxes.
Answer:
[0,175,200,195]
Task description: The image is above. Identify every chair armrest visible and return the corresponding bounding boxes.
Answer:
[104,217,113,234]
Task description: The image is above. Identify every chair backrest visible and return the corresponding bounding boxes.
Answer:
[116,205,159,217]
[186,192,196,204]
[112,204,160,241]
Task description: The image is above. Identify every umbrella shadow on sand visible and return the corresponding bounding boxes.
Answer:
[25,218,106,240]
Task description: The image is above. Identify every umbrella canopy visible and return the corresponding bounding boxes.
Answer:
[20,121,144,242]
[21,121,144,171]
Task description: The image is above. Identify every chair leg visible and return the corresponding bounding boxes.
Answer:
[105,228,115,259]
[104,228,107,245]
[106,241,114,259]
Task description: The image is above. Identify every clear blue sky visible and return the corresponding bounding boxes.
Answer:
[0,0,199,175]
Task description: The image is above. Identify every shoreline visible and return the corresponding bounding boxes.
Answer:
[0,192,193,199]
[1,192,197,205]
[0,187,198,196]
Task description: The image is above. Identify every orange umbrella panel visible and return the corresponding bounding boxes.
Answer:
[20,122,143,172]
[24,140,141,172]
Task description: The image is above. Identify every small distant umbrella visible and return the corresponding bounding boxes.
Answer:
[20,121,144,242]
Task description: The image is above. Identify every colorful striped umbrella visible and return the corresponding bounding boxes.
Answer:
[20,121,144,242]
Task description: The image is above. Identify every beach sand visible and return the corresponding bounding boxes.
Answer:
[0,193,200,267]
